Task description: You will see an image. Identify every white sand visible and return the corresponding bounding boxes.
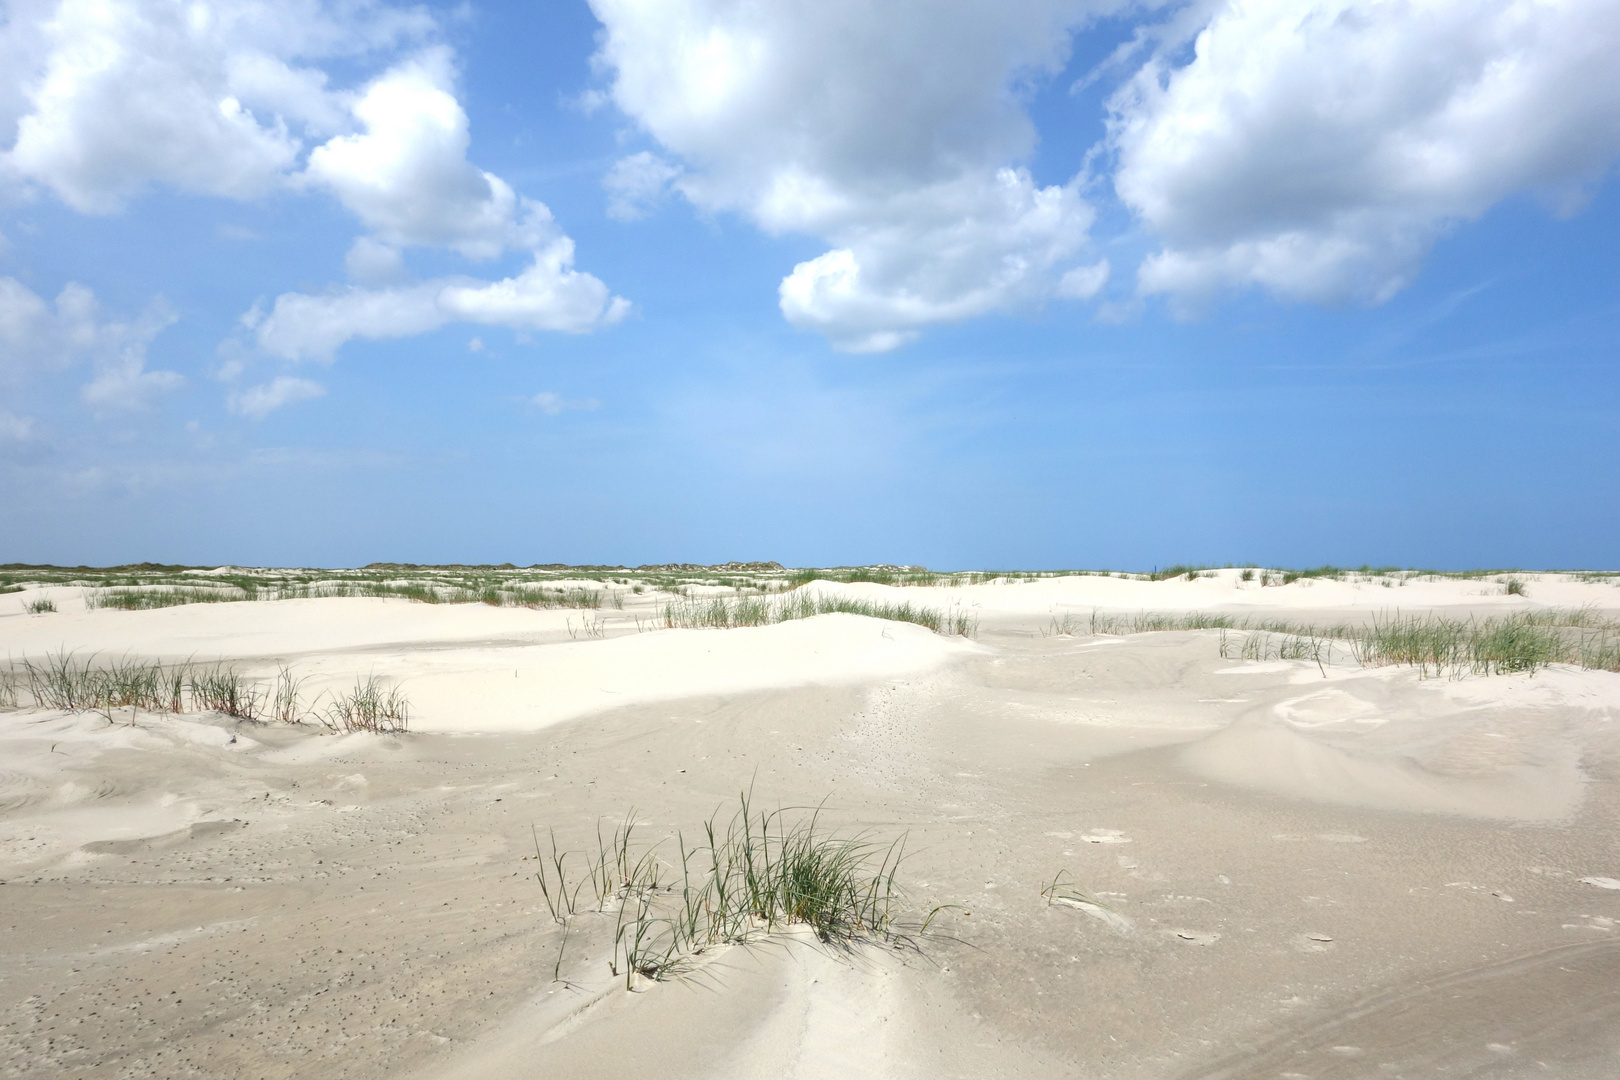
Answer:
[3,571,1619,1078]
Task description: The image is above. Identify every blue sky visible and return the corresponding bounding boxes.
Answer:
[2,0,1617,570]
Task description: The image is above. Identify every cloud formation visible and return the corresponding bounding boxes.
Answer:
[589,0,1109,350]
[252,239,629,360]
[2,1,625,370]
[227,375,326,419]
[303,49,547,259]
[1,0,431,212]
[0,276,182,409]
[257,49,628,359]
[1110,0,1620,306]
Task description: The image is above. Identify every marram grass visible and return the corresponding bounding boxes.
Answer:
[1064,607,1620,677]
[0,652,410,731]
[661,592,977,637]
[530,792,934,990]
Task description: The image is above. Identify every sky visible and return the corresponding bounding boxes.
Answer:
[1,0,1617,571]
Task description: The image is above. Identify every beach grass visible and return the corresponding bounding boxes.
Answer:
[321,675,410,734]
[1066,605,1620,678]
[660,591,976,637]
[0,653,410,729]
[1211,611,1618,677]
[531,792,917,989]
[0,653,263,718]
[82,579,608,611]
[23,597,57,614]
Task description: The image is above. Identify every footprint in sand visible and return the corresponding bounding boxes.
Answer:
[1580,876,1620,890]
[1082,829,1130,844]
[1170,929,1220,945]
[1294,933,1336,953]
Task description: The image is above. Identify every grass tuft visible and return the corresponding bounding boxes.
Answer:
[24,597,57,614]
[532,791,926,990]
[321,675,410,734]
[0,653,408,729]
[1210,610,1620,678]
[661,592,976,637]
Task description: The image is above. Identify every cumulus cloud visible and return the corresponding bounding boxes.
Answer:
[227,375,326,419]
[253,239,629,360]
[1110,0,1620,306]
[303,49,547,259]
[0,276,182,408]
[779,170,1094,350]
[3,3,626,363]
[588,0,1112,349]
[1,0,432,212]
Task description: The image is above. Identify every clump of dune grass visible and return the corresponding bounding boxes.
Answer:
[0,653,409,729]
[87,586,253,610]
[23,597,56,614]
[1217,610,1620,678]
[321,675,410,734]
[188,663,264,720]
[530,792,928,990]
[1085,606,1620,679]
[271,666,310,725]
[1087,610,1240,635]
[660,592,976,637]
[1,653,254,719]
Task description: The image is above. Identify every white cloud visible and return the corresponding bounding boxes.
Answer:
[1,0,433,212]
[1110,0,1620,306]
[303,49,547,259]
[3,3,626,361]
[0,276,182,408]
[779,169,1094,350]
[254,239,629,360]
[588,0,1111,349]
[531,391,601,415]
[1058,259,1110,299]
[227,375,325,418]
[603,151,682,220]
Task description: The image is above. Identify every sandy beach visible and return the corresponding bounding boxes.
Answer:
[3,569,1618,1079]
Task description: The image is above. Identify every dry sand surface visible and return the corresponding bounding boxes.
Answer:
[3,571,1620,1078]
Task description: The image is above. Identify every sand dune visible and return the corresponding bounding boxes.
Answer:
[3,571,1619,1078]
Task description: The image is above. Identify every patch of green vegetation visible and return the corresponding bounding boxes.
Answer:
[660,592,977,637]
[2,653,263,720]
[531,792,927,990]
[0,653,412,729]
[321,675,410,734]
[1075,606,1620,678]
[1215,610,1620,677]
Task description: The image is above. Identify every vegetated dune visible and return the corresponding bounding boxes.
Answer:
[1,569,1618,1079]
